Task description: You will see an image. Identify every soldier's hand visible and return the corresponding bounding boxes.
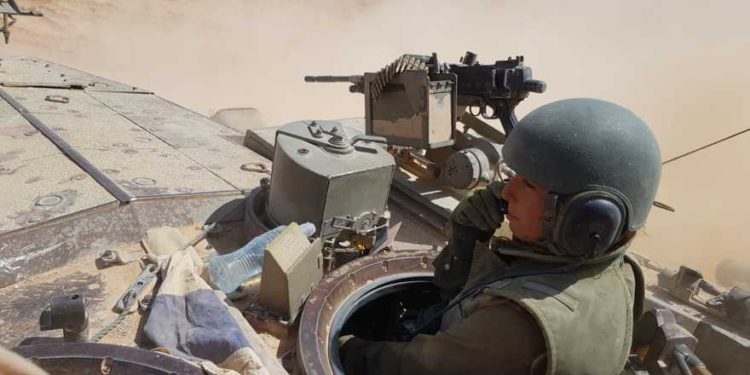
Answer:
[451,180,507,232]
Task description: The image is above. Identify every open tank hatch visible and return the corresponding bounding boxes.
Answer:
[295,250,438,375]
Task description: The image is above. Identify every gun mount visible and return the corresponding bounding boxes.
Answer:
[305,52,544,198]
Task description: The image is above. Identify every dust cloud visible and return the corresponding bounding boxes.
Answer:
[7,0,750,283]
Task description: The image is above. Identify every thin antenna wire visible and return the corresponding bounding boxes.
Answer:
[662,128,749,165]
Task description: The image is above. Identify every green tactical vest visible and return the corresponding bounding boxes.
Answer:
[441,242,636,375]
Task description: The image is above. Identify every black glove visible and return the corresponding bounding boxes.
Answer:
[435,181,507,301]
[451,180,507,232]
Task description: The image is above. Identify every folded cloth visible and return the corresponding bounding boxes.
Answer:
[144,249,268,375]
[142,226,204,268]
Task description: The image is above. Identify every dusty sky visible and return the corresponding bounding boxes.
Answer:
[7,0,750,283]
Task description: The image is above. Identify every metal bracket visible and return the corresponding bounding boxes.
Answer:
[98,250,132,268]
[276,120,387,155]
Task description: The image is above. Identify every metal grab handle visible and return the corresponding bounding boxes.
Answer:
[350,134,388,146]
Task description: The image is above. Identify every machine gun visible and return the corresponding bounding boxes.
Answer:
[0,0,43,43]
[305,52,546,190]
[306,52,545,143]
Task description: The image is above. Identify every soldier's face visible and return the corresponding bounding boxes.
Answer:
[501,175,547,243]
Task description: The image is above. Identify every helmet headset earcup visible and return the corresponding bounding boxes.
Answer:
[543,190,627,258]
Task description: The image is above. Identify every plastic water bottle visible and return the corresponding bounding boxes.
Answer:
[208,223,315,293]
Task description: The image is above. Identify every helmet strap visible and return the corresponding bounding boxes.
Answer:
[540,192,564,256]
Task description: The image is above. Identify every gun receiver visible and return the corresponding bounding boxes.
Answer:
[448,54,546,133]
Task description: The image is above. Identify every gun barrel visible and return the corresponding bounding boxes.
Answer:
[304,75,364,84]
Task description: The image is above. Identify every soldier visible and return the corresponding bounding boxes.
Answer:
[339,98,661,374]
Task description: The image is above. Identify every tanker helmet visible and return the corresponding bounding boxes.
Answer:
[502,98,661,257]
